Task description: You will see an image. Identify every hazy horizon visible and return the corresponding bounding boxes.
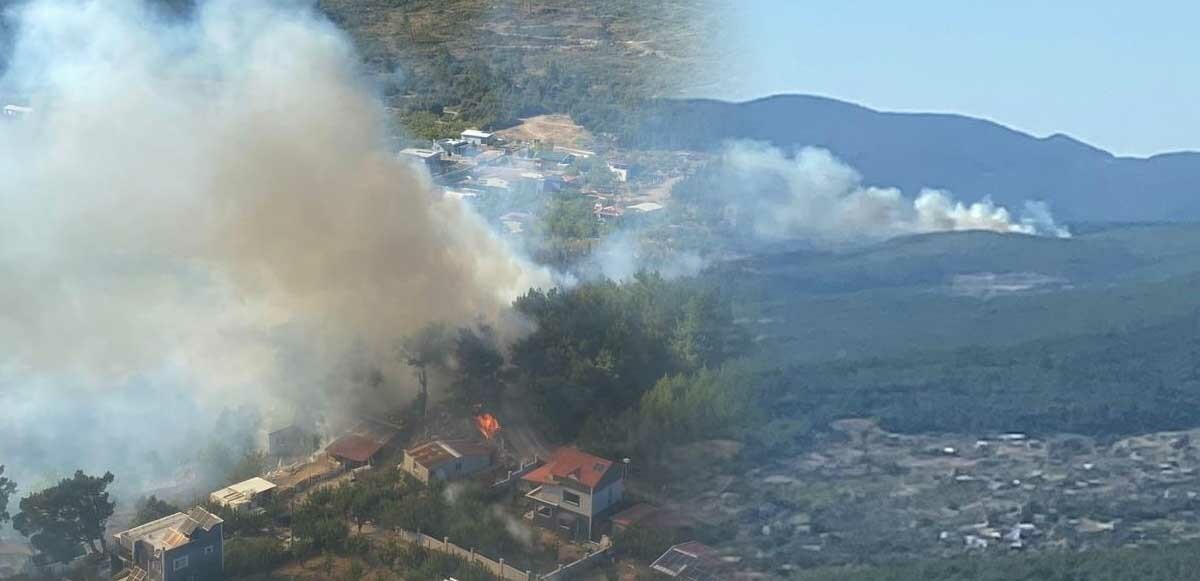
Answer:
[709,0,1199,157]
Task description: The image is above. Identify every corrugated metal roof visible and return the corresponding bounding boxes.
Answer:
[649,542,724,580]
[186,507,223,532]
[116,507,222,553]
[406,439,492,470]
[327,434,384,463]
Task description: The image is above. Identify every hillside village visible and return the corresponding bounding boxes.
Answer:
[399,117,679,234]
[10,1,1200,580]
[100,400,699,581]
[9,105,1200,581]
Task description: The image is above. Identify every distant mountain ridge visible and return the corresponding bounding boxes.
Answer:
[638,94,1200,223]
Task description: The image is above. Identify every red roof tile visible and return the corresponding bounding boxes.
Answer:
[326,434,384,463]
[522,447,614,489]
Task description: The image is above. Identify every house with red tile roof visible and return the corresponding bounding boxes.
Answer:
[522,447,624,541]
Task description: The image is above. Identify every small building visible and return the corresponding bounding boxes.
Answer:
[593,203,624,220]
[325,417,403,469]
[460,129,495,146]
[401,439,495,484]
[326,435,388,469]
[209,477,277,512]
[522,447,624,541]
[114,507,223,581]
[649,541,723,580]
[527,149,574,167]
[435,138,467,156]
[627,201,664,214]
[606,161,633,182]
[399,147,443,170]
[268,424,315,459]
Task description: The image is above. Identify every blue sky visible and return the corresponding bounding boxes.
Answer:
[709,1,1195,157]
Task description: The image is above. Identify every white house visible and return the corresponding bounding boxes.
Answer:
[401,440,495,484]
[522,447,624,541]
[399,147,443,169]
[209,476,277,512]
[460,129,495,146]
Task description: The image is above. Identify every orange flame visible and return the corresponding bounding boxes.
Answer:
[474,413,501,440]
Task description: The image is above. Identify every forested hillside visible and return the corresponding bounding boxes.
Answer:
[317,0,714,140]
[636,95,1200,223]
[705,224,1200,446]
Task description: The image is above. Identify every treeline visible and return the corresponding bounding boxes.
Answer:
[509,273,754,467]
[389,48,651,140]
[792,540,1200,581]
[755,314,1200,446]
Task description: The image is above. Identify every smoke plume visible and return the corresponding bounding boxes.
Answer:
[585,230,706,282]
[0,0,548,493]
[721,142,1070,244]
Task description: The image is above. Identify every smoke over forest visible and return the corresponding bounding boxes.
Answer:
[0,0,548,491]
[703,142,1070,246]
[0,0,1069,499]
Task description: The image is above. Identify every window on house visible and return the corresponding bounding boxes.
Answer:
[204,545,214,555]
[173,555,189,571]
[562,490,581,507]
[536,505,553,518]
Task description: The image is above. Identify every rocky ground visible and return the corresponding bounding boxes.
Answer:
[658,422,1200,575]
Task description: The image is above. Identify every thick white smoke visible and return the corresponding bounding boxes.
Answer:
[0,0,549,492]
[724,142,1070,244]
[585,230,705,282]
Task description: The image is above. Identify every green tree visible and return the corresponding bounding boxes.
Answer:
[224,536,287,577]
[132,495,178,526]
[227,450,268,484]
[13,470,116,559]
[639,363,758,443]
[401,322,452,417]
[292,489,348,552]
[0,465,16,525]
[511,274,740,441]
[670,290,737,369]
[452,325,505,406]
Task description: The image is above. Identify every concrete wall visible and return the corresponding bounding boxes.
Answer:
[538,479,622,519]
[430,452,492,482]
[401,454,431,483]
[393,528,611,581]
[396,530,535,581]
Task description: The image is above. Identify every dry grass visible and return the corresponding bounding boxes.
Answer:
[274,553,395,580]
[495,114,593,148]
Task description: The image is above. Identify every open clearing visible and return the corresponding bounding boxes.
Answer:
[496,114,593,149]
